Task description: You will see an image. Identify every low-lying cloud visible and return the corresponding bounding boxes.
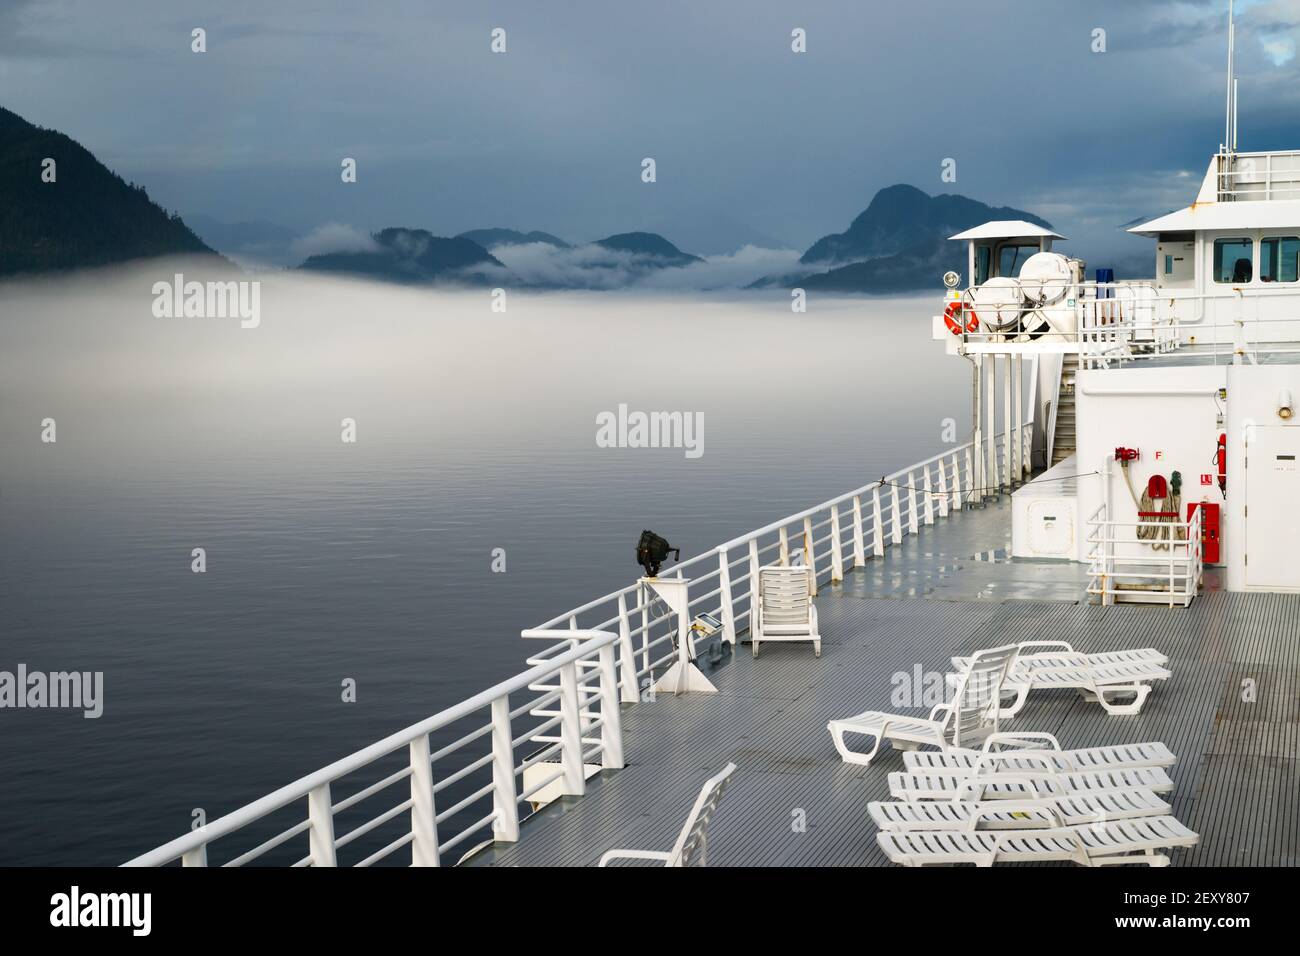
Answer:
[489,241,805,291]
[290,223,380,259]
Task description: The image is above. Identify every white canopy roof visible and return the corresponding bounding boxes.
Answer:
[948,220,1066,242]
[1127,200,1300,236]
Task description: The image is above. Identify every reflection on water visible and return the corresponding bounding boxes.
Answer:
[0,262,966,864]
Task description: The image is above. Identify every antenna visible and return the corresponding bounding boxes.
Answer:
[1224,0,1236,155]
[1233,76,1239,151]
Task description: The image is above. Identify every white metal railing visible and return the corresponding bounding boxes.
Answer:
[951,281,1175,356]
[1217,150,1300,202]
[527,423,1034,692]
[951,279,1300,370]
[1077,287,1300,370]
[1085,502,1203,608]
[124,629,625,867]
[125,423,1034,867]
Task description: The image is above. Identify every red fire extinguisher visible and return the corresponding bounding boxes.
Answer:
[1216,433,1227,496]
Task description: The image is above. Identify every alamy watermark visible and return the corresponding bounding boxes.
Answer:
[1,664,103,718]
[50,886,150,936]
[152,273,260,328]
[595,403,704,459]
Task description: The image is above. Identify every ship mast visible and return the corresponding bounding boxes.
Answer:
[1224,0,1237,155]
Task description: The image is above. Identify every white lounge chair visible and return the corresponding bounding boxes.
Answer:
[827,644,1019,767]
[952,641,1167,671]
[888,765,1175,802]
[903,734,1176,774]
[869,788,1172,831]
[751,565,820,657]
[597,763,736,867]
[877,806,1198,866]
[950,641,1170,716]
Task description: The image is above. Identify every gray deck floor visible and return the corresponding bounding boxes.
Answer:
[467,500,1296,867]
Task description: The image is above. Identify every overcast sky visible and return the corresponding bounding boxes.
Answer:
[3,0,1299,260]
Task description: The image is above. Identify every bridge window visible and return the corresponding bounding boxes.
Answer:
[1260,236,1300,283]
[997,244,1038,277]
[975,246,991,285]
[1213,238,1253,283]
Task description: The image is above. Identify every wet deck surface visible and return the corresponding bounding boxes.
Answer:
[467,501,1296,867]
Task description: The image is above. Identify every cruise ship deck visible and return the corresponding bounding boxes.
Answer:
[466,499,1297,867]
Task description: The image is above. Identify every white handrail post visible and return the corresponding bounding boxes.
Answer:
[489,698,520,843]
[871,486,885,556]
[921,465,935,525]
[716,548,737,645]
[1169,546,1176,609]
[890,483,903,544]
[409,734,440,866]
[1003,354,1013,490]
[747,538,760,636]
[936,456,950,518]
[851,494,866,568]
[181,845,208,867]
[307,782,338,868]
[616,592,638,703]
[829,504,844,582]
[985,356,998,492]
[1014,353,1024,482]
[963,445,975,506]
[596,643,625,770]
[951,451,963,511]
[1022,413,1031,476]
[558,661,586,796]
[907,470,919,534]
[640,588,650,675]
[1105,514,1115,607]
[778,526,790,565]
[803,515,818,594]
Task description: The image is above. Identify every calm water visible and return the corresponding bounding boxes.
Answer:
[0,263,966,865]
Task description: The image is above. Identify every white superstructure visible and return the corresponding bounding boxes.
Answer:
[936,141,1300,600]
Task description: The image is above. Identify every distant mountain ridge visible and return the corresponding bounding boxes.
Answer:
[298,227,505,285]
[800,184,1051,266]
[0,106,219,277]
[0,103,1070,295]
[456,227,569,249]
[760,185,1056,293]
[591,231,701,266]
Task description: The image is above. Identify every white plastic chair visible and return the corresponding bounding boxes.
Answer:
[903,734,1175,774]
[876,804,1198,867]
[751,565,820,658]
[597,763,736,867]
[949,641,1170,716]
[827,643,1019,767]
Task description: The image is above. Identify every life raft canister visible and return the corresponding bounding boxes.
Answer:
[944,299,978,335]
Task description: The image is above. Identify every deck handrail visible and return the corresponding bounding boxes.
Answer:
[531,418,1034,704]
[1085,505,1203,608]
[126,420,1036,867]
[124,629,622,867]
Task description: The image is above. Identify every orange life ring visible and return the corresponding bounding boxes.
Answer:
[943,300,978,335]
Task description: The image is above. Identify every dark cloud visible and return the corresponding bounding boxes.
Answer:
[1,0,1295,259]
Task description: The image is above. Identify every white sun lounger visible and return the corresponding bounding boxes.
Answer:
[597,762,735,867]
[877,807,1198,866]
[869,788,1172,831]
[902,734,1176,774]
[952,642,1167,672]
[751,565,821,658]
[827,644,1019,767]
[949,641,1170,716]
[888,765,1175,802]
